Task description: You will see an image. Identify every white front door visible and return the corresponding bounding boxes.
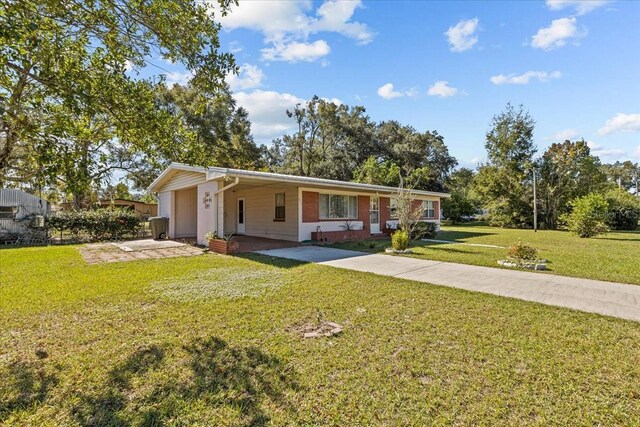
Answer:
[237,197,246,234]
[370,196,380,234]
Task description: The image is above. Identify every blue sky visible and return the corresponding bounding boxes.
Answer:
[157,0,640,168]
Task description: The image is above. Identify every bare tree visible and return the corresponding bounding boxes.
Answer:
[391,177,424,237]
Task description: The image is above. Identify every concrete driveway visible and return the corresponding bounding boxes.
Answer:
[256,246,640,322]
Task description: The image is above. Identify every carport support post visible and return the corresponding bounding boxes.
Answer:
[216,190,224,236]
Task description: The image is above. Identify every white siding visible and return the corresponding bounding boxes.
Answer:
[174,187,197,237]
[227,184,299,241]
[196,181,218,245]
[158,192,171,217]
[156,171,206,192]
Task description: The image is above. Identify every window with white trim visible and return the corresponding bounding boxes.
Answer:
[422,200,436,218]
[319,194,358,219]
[274,193,285,220]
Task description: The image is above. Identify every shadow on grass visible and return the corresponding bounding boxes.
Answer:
[0,361,59,422]
[232,252,309,268]
[595,237,640,242]
[72,337,299,427]
[436,230,497,241]
[414,245,473,255]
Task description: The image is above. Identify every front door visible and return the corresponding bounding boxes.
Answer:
[370,196,380,234]
[237,197,246,235]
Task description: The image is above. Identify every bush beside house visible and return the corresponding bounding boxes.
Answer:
[48,208,141,241]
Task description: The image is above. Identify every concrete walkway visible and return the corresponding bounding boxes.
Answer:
[256,246,640,322]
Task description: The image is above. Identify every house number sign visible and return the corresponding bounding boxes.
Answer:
[203,191,212,209]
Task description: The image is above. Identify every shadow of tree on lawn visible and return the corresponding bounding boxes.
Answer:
[73,337,299,427]
[72,344,165,426]
[0,360,59,422]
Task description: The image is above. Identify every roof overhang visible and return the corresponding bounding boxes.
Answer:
[148,162,451,198]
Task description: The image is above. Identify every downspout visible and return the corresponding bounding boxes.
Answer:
[214,177,240,195]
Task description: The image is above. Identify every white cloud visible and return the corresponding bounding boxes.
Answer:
[377,83,403,100]
[531,17,584,50]
[546,0,610,15]
[164,71,193,87]
[321,97,343,105]
[261,40,331,63]
[376,83,417,100]
[444,18,479,52]
[490,70,562,85]
[427,81,460,97]
[598,113,640,135]
[587,141,627,160]
[549,128,579,141]
[226,64,265,91]
[218,0,374,63]
[233,90,306,142]
[217,1,311,37]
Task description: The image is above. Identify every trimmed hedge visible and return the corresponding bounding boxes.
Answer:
[48,208,141,241]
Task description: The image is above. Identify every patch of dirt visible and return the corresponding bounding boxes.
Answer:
[293,321,343,339]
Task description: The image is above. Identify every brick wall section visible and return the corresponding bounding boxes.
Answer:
[433,201,440,220]
[311,229,371,243]
[380,196,391,232]
[412,200,423,214]
[302,191,319,223]
[357,195,370,231]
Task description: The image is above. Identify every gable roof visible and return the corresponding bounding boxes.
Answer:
[148,163,450,198]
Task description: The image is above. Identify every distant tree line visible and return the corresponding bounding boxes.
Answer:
[441,103,640,233]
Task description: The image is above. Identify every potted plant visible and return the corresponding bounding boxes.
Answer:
[205,231,239,254]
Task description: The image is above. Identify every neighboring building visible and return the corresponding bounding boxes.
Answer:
[0,189,50,242]
[58,198,158,219]
[148,163,450,245]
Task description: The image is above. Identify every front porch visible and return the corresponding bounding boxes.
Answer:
[231,235,299,253]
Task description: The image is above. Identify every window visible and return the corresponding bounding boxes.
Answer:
[274,193,285,220]
[0,206,15,220]
[319,194,358,219]
[423,200,436,218]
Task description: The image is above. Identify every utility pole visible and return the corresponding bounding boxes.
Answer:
[533,167,538,232]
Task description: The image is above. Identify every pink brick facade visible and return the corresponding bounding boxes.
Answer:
[302,191,320,223]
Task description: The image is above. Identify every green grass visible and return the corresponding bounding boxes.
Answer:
[1,246,640,426]
[333,223,640,285]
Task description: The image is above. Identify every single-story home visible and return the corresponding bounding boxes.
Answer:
[148,163,450,245]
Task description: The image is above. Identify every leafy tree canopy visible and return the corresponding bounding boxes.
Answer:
[0,0,236,194]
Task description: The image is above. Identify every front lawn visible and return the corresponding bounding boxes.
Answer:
[333,223,640,285]
[1,246,639,425]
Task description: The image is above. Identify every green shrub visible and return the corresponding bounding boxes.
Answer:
[605,188,640,230]
[391,230,410,251]
[410,221,438,240]
[48,208,141,241]
[560,193,610,238]
[506,241,538,262]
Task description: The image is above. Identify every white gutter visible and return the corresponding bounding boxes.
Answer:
[214,177,239,194]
